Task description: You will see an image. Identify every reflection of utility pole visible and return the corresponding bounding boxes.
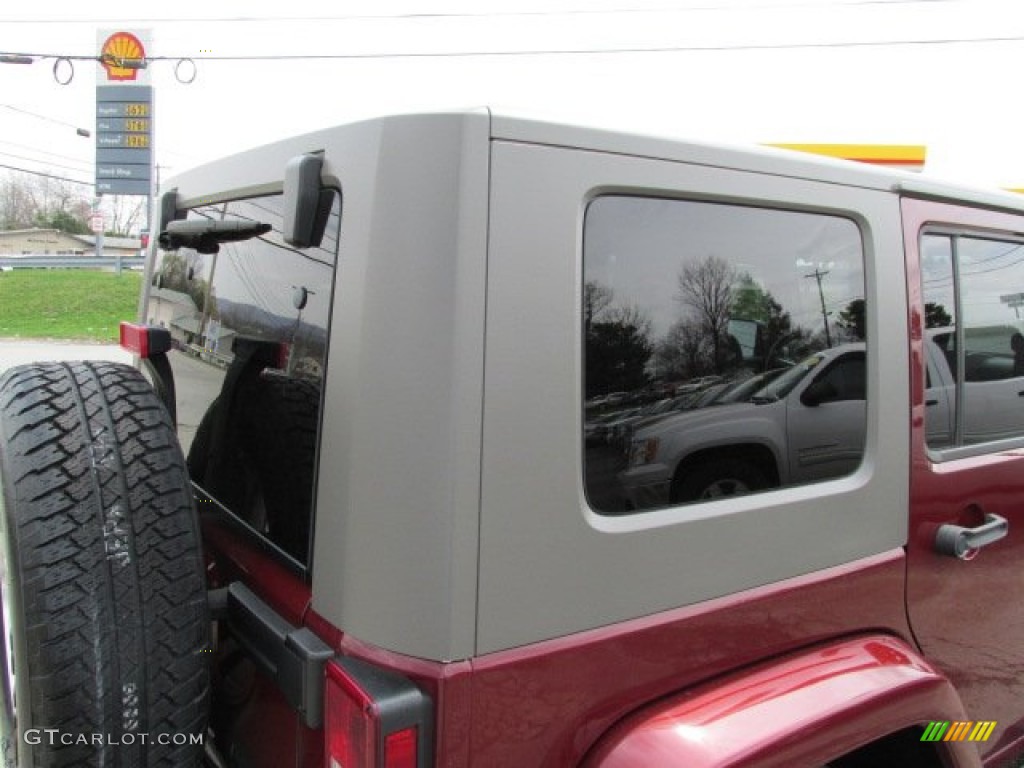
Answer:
[198,203,227,352]
[805,267,832,347]
[290,286,315,374]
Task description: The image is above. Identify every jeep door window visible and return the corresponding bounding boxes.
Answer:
[149,192,341,566]
[583,195,866,514]
[922,232,1024,448]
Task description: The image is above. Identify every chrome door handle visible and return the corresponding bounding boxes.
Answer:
[934,513,1008,560]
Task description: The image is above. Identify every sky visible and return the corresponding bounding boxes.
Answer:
[2,0,1024,233]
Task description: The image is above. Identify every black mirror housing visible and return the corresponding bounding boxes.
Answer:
[283,153,334,248]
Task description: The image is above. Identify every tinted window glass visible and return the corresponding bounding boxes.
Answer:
[924,233,1024,448]
[583,196,866,514]
[149,193,341,565]
[814,353,866,401]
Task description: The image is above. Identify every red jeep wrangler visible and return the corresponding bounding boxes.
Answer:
[2,110,1023,767]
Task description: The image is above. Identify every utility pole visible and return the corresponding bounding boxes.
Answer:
[805,267,832,347]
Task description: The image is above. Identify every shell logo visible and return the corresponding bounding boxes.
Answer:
[100,32,146,81]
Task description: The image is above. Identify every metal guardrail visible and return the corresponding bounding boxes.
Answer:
[0,256,145,269]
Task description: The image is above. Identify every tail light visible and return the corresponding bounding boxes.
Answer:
[119,322,171,359]
[277,342,291,370]
[325,657,433,768]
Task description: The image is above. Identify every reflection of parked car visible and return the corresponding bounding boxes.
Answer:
[925,327,1024,446]
[603,394,694,447]
[621,345,866,506]
[585,407,639,445]
[711,366,790,406]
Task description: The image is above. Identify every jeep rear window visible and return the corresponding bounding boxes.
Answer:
[147,192,341,567]
[583,195,867,515]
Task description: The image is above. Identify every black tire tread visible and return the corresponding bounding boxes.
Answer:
[240,373,320,562]
[0,361,209,767]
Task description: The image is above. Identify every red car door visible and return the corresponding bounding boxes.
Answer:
[904,196,1024,764]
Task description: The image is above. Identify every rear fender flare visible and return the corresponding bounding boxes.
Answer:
[583,635,978,768]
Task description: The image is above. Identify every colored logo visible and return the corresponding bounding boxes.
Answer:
[100,32,146,81]
[921,721,997,742]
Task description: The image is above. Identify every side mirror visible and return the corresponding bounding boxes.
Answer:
[158,188,185,232]
[801,379,838,407]
[283,153,335,248]
[727,318,762,363]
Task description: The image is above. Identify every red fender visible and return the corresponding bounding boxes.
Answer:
[583,635,980,768]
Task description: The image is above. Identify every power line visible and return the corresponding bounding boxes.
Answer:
[0,163,93,187]
[5,32,1024,67]
[0,150,91,176]
[0,0,975,24]
[0,139,92,168]
[0,104,89,135]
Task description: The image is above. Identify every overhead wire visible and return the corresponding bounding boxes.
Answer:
[6,32,1024,67]
[0,150,92,176]
[0,162,93,187]
[0,0,980,25]
[0,104,88,133]
[0,139,93,169]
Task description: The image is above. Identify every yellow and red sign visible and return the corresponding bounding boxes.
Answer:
[99,32,146,82]
[768,143,926,172]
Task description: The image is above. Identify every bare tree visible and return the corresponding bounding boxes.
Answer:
[584,280,615,336]
[654,318,709,380]
[606,303,652,338]
[0,175,36,229]
[677,254,737,372]
[103,195,145,236]
[0,172,90,232]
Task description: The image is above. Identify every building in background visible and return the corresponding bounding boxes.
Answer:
[0,227,141,257]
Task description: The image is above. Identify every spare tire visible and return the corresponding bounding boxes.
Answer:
[239,372,321,563]
[187,370,320,563]
[0,361,209,767]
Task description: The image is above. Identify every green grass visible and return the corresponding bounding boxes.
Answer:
[0,269,142,341]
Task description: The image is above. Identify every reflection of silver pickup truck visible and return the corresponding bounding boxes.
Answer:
[925,327,1024,447]
[621,344,866,508]
[622,328,1024,510]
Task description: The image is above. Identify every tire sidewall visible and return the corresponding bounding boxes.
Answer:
[0,437,34,767]
[673,458,770,502]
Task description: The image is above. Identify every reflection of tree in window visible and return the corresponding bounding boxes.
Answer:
[584,281,653,397]
[925,302,953,329]
[732,274,798,366]
[653,319,707,381]
[583,280,613,337]
[155,250,218,316]
[676,255,737,373]
[837,299,865,341]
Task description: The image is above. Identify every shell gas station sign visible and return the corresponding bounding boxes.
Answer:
[95,29,153,196]
[99,32,148,82]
